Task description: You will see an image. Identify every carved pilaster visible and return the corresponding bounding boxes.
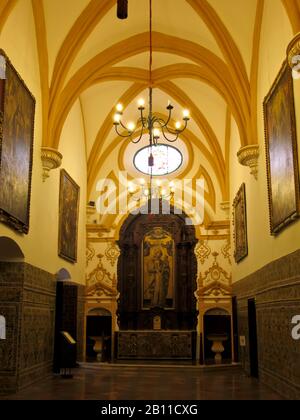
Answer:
[41,147,63,182]
[220,201,230,219]
[237,145,259,179]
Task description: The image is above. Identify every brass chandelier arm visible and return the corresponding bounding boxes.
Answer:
[161,126,180,143]
[113,124,133,138]
[114,123,144,142]
[154,107,173,129]
[131,127,146,144]
[118,119,130,131]
[139,108,147,128]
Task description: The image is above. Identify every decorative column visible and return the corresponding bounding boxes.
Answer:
[41,147,63,182]
[237,145,259,179]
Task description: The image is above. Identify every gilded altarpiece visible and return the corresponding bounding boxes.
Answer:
[116,211,198,360]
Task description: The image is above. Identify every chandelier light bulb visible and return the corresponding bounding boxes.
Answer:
[153,128,160,138]
[175,121,181,130]
[138,98,145,107]
[127,122,135,132]
[183,109,190,119]
[128,181,136,194]
[114,113,121,123]
[116,103,123,112]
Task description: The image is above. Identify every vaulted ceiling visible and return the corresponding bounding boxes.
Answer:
[1,0,299,225]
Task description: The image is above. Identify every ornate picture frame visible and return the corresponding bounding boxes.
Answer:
[263,61,300,235]
[58,169,80,263]
[0,50,35,234]
[142,227,175,310]
[233,183,248,264]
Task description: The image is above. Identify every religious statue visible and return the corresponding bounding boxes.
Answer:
[143,228,174,309]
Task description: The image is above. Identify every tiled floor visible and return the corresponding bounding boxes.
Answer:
[1,365,283,400]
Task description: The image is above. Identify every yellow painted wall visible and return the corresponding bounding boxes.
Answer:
[231,0,300,282]
[0,0,86,284]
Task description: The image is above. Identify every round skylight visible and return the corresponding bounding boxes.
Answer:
[134,144,183,176]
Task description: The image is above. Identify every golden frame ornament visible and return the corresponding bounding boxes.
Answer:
[233,183,248,264]
[263,61,300,235]
[58,169,80,263]
[0,50,35,234]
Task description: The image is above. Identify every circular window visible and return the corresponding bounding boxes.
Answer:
[134,144,183,176]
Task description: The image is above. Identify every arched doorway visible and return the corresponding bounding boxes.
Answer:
[116,206,198,361]
[0,237,24,262]
[203,308,232,365]
[86,308,112,363]
[53,269,79,373]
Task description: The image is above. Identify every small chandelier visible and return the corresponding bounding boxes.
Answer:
[113,0,190,166]
[128,179,176,203]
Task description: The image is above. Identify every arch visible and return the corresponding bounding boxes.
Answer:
[205,308,230,316]
[49,0,249,108]
[117,207,198,332]
[86,305,113,362]
[0,0,18,35]
[32,0,50,147]
[56,268,72,282]
[0,237,24,262]
[87,80,227,199]
[185,0,250,101]
[88,307,112,317]
[203,307,232,363]
[84,63,247,160]
[48,32,250,151]
[282,0,300,34]
[50,0,116,108]
[88,117,222,198]
[97,185,215,241]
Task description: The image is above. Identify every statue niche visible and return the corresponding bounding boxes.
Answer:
[143,228,174,310]
[117,211,198,331]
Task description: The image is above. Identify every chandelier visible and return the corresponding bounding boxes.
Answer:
[128,178,176,203]
[113,0,190,167]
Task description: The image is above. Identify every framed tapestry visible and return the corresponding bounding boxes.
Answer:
[58,170,80,263]
[0,50,35,234]
[142,227,175,309]
[233,183,248,264]
[263,61,300,235]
